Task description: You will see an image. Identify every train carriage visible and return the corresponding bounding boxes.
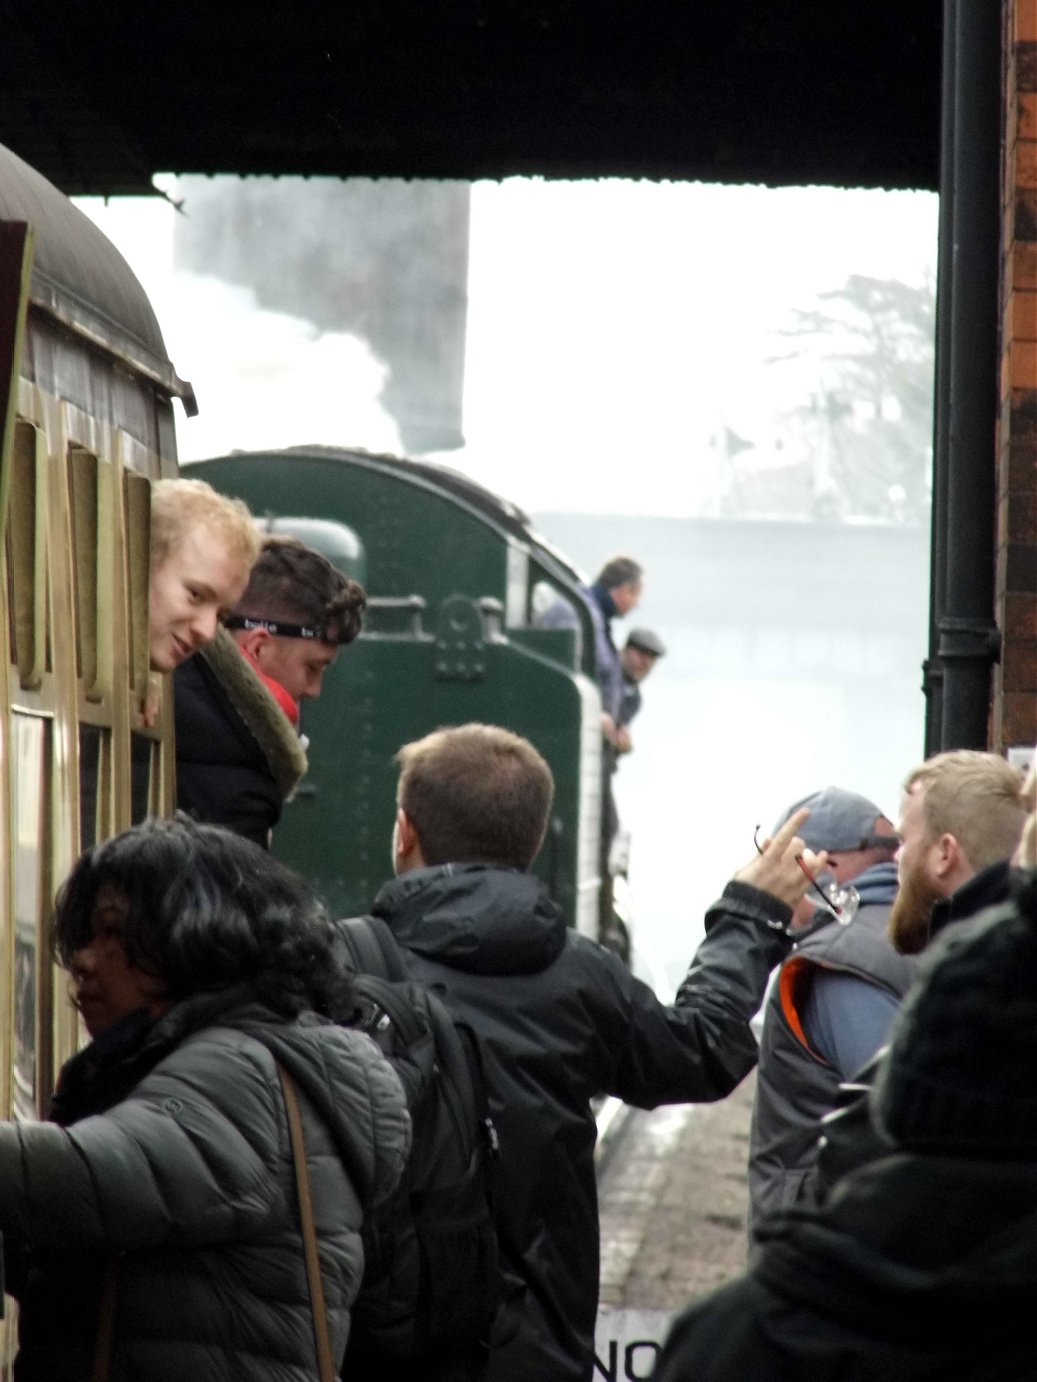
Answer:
[0,137,185,1168]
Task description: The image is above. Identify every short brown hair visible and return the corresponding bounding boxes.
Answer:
[904,750,1029,873]
[151,478,260,571]
[395,724,554,870]
[236,536,367,645]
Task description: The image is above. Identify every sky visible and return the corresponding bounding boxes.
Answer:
[75,177,938,516]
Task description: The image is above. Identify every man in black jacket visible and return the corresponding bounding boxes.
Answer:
[175,536,365,847]
[367,722,827,1382]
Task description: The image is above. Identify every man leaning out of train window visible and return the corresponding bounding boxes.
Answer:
[143,478,261,722]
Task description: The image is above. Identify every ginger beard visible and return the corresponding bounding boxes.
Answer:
[887,863,944,955]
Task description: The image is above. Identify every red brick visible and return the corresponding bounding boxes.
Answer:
[1000,692,1037,742]
[1014,243,1037,290]
[1004,590,1037,641]
[1017,1,1037,45]
[1016,137,1037,190]
[1002,641,1037,694]
[1012,290,1037,341]
[1011,341,1037,388]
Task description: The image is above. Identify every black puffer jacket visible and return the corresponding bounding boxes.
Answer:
[174,628,307,848]
[1,989,410,1381]
[370,864,793,1382]
[653,1149,1037,1381]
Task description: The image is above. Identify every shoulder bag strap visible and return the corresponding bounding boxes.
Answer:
[277,1063,337,1382]
[90,1258,121,1382]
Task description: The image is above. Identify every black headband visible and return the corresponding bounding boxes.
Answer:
[224,615,328,642]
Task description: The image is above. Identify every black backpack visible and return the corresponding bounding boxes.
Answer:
[337,914,503,1382]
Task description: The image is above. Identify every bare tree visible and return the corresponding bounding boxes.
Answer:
[769,274,935,521]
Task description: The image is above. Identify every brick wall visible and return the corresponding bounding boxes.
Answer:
[994,0,1037,750]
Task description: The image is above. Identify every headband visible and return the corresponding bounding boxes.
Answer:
[224,615,328,642]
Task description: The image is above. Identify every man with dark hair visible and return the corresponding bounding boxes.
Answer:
[363,721,829,1382]
[537,554,643,727]
[537,557,644,947]
[747,785,915,1245]
[614,626,666,754]
[175,536,366,847]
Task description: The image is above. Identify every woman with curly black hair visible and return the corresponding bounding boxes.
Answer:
[1,815,410,1381]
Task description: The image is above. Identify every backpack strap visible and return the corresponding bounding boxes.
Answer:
[353,974,429,1049]
[338,915,409,981]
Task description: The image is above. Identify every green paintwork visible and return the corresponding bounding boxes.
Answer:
[189,448,599,925]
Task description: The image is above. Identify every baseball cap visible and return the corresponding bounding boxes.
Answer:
[775,786,897,854]
[625,628,666,658]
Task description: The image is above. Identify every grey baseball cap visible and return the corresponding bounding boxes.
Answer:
[625,628,666,657]
[775,786,897,854]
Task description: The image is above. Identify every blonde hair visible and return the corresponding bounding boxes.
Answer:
[904,750,1029,873]
[150,478,260,572]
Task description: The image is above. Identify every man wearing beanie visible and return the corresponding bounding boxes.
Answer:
[747,785,916,1246]
[653,855,1037,1382]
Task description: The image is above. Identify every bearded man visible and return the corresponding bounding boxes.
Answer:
[887,749,1028,953]
[804,748,1029,1203]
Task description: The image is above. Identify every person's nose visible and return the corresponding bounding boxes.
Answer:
[190,607,220,647]
[70,943,96,980]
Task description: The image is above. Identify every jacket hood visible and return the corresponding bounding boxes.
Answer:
[371,864,568,976]
[755,1152,1037,1352]
[156,988,410,1209]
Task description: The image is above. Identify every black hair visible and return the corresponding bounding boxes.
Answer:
[52,815,355,1021]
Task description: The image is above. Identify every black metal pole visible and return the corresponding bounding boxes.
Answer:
[937,0,1002,750]
[923,0,957,757]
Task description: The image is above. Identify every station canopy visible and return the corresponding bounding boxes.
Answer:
[0,0,941,197]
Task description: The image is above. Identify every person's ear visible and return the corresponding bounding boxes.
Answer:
[396,808,420,862]
[932,832,962,881]
[235,625,269,661]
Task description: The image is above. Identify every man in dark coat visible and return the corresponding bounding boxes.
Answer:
[364,722,828,1382]
[175,535,365,847]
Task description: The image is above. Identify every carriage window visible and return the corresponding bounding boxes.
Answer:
[11,714,49,1120]
[78,723,109,851]
[124,471,151,702]
[131,733,154,825]
[68,448,100,696]
[6,421,47,689]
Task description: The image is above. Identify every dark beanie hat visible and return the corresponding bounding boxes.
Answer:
[872,868,1037,1156]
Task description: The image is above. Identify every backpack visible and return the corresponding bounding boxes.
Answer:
[337,914,503,1381]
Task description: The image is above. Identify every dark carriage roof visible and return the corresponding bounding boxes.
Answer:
[0,2,942,197]
[0,141,190,397]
